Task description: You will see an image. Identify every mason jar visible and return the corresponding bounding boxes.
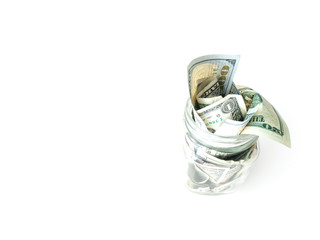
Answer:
[183,99,260,195]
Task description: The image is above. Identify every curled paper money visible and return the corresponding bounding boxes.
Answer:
[213,86,291,148]
[188,55,240,106]
[188,55,291,148]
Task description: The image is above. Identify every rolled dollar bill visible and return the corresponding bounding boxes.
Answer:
[215,92,261,136]
[239,86,291,147]
[188,55,240,106]
[216,86,291,148]
[196,94,247,133]
[196,78,222,108]
[196,77,221,99]
[215,105,259,136]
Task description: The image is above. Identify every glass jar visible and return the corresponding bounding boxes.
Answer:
[183,99,260,195]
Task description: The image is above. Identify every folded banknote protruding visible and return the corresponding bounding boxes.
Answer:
[187,55,291,148]
[188,54,240,107]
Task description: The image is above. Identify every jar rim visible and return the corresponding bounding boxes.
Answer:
[184,98,258,153]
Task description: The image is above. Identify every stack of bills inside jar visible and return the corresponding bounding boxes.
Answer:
[188,54,291,148]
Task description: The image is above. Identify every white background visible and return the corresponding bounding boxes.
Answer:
[0,0,319,239]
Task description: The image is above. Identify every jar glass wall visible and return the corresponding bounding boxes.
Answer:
[183,99,259,195]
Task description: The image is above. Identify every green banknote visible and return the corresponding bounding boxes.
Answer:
[238,86,291,147]
[187,55,240,107]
